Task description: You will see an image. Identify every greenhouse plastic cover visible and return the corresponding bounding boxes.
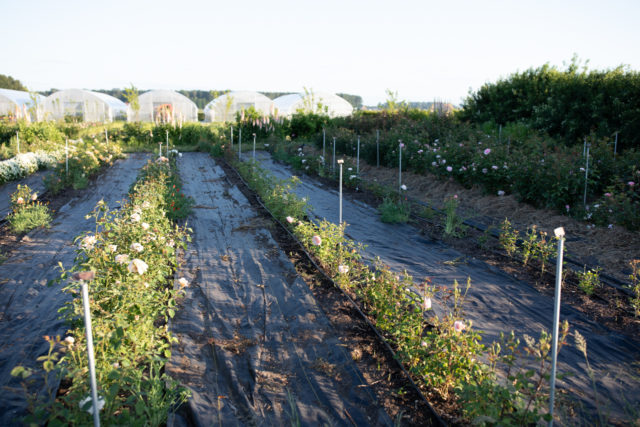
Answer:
[41,89,126,122]
[132,90,198,123]
[0,88,44,121]
[273,92,353,118]
[204,91,275,122]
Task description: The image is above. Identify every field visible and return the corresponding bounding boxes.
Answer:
[0,118,638,425]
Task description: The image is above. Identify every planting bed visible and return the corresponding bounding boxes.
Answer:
[0,170,49,218]
[167,153,391,425]
[251,151,640,423]
[0,153,149,424]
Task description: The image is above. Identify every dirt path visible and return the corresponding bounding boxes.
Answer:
[167,153,390,426]
[254,151,640,423]
[0,171,50,218]
[0,153,149,425]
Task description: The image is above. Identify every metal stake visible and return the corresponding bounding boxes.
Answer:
[166,130,169,155]
[16,131,20,154]
[614,132,618,158]
[338,159,344,225]
[159,142,162,157]
[252,133,256,162]
[231,126,233,148]
[398,140,403,194]
[583,143,590,206]
[65,138,69,175]
[81,282,101,427]
[322,127,326,167]
[356,136,360,172]
[376,130,380,167]
[549,227,566,426]
[583,137,587,157]
[104,129,108,148]
[332,137,336,173]
[238,128,242,161]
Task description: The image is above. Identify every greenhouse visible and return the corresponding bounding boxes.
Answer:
[204,91,275,122]
[131,90,198,123]
[273,92,353,118]
[0,88,44,122]
[41,89,127,122]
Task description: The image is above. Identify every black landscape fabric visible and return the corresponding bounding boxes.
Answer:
[0,154,149,426]
[253,150,640,421]
[167,153,391,426]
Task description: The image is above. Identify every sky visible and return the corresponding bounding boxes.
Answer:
[2,0,639,106]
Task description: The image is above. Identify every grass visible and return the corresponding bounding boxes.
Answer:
[378,197,410,223]
[9,204,52,233]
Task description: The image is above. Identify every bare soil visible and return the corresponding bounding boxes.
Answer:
[346,163,640,340]
[359,162,640,285]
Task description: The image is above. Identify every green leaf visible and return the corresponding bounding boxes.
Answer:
[168,308,175,318]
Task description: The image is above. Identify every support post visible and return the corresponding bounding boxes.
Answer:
[548,227,566,426]
[81,282,101,427]
[337,159,344,225]
[583,143,590,206]
[376,130,380,167]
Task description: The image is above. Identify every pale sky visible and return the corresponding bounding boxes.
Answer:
[2,0,639,106]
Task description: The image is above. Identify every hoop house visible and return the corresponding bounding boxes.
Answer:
[0,89,44,122]
[204,91,275,122]
[42,89,127,122]
[132,90,198,123]
[273,92,353,118]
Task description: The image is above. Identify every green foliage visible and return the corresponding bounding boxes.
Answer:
[443,195,466,237]
[0,74,28,91]
[7,185,51,233]
[123,85,140,121]
[577,266,601,296]
[378,197,410,223]
[461,58,640,149]
[459,322,569,425]
[12,158,191,424]
[499,219,519,257]
[44,138,123,194]
[233,159,565,424]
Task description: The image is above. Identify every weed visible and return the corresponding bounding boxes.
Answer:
[577,266,602,296]
[378,197,410,223]
[499,219,519,257]
[7,185,51,233]
[443,195,466,237]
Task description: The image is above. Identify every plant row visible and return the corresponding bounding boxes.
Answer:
[252,110,640,230]
[11,154,193,424]
[0,150,61,185]
[231,157,572,425]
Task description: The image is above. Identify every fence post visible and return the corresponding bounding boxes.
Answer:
[376,129,380,168]
[398,140,403,194]
[614,132,618,158]
[356,135,360,176]
[65,138,69,175]
[322,127,326,167]
[16,131,20,154]
[549,227,566,426]
[252,133,256,162]
[332,137,336,173]
[238,128,242,161]
[338,159,344,225]
[583,143,590,206]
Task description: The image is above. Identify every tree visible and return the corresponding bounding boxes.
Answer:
[123,84,140,121]
[0,74,27,91]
